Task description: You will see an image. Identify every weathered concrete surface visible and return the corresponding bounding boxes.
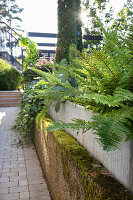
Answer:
[49,101,133,192]
[0,107,51,200]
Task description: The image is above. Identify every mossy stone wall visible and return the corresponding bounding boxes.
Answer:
[34,117,133,200]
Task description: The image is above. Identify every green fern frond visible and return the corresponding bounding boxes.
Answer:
[46,106,133,151]
[76,87,133,109]
[92,50,119,84]
[114,88,133,102]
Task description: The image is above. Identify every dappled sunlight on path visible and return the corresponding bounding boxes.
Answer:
[0,111,6,126]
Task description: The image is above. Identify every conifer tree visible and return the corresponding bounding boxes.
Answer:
[76,0,83,52]
[56,0,82,63]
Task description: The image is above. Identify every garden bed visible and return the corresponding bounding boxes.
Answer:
[48,102,133,193]
[34,117,133,200]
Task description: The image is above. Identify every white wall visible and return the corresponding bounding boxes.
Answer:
[49,101,133,192]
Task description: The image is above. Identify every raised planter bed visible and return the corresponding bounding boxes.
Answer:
[48,101,133,193]
[34,117,133,200]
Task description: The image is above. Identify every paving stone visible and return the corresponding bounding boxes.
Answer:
[11,167,26,172]
[20,191,30,198]
[0,107,51,199]
[30,197,51,200]
[29,190,50,198]
[27,170,44,178]
[19,162,26,167]
[24,152,37,157]
[26,163,41,169]
[27,169,43,176]
[19,170,27,176]
[26,166,41,171]
[10,160,19,165]
[0,181,18,188]
[1,172,19,177]
[0,187,9,194]
[10,175,27,182]
[2,161,10,165]
[29,183,48,190]
[19,180,28,186]
[28,178,45,185]
[24,148,36,153]
[26,160,40,165]
[2,164,19,169]
[4,158,17,162]
[0,192,19,200]
[29,188,50,197]
[27,173,43,179]
[18,157,25,161]
[0,168,11,173]
[1,156,11,160]
[29,183,49,195]
[10,185,28,193]
[0,177,9,182]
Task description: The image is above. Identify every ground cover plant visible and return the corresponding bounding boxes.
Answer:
[13,80,46,140]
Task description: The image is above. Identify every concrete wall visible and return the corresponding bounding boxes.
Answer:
[49,102,133,192]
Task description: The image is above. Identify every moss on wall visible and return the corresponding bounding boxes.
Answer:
[34,117,133,200]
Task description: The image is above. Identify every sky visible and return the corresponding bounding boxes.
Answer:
[17,0,58,34]
[16,0,127,51]
[17,0,127,34]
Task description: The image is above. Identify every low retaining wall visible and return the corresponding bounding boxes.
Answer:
[34,117,133,200]
[49,102,133,192]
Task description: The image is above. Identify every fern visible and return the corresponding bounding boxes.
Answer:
[79,88,133,108]
[15,19,133,151]
[46,106,133,151]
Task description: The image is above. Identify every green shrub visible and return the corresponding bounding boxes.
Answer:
[15,19,133,151]
[13,81,46,139]
[56,0,78,63]
[0,59,22,90]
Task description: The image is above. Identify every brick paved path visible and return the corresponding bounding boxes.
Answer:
[0,107,51,200]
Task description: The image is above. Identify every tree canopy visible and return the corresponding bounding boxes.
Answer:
[0,0,23,27]
[82,0,133,48]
